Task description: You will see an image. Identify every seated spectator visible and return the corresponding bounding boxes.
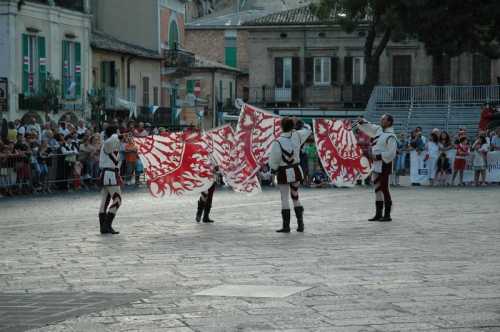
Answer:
[310,170,329,188]
[259,164,274,187]
[58,122,70,137]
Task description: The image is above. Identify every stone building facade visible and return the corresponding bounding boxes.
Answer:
[244,6,500,112]
[0,0,92,122]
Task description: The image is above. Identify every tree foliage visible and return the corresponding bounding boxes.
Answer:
[311,0,500,87]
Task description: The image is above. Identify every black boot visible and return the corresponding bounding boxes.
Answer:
[276,209,291,233]
[106,213,120,234]
[99,213,108,234]
[294,206,304,232]
[379,201,392,222]
[196,199,204,222]
[368,201,384,221]
[202,201,214,223]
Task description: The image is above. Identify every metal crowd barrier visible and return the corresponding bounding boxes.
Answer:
[0,153,145,195]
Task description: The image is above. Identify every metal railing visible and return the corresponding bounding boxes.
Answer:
[0,153,144,196]
[374,85,500,105]
[248,84,372,108]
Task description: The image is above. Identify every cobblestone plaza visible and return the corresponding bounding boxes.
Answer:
[0,187,499,331]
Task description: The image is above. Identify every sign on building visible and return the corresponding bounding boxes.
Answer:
[0,78,7,112]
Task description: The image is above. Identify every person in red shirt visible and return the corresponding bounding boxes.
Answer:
[451,136,470,186]
[478,103,496,132]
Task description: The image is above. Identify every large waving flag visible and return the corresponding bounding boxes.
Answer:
[313,119,371,187]
[231,104,282,192]
[134,131,214,197]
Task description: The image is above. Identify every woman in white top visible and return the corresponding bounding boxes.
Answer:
[472,136,489,186]
[268,118,312,233]
[426,133,440,186]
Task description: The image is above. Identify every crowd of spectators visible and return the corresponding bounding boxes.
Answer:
[0,117,156,197]
[2,104,500,197]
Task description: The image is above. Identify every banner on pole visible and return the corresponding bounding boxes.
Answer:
[314,119,370,186]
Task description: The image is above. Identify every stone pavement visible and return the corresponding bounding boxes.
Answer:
[0,186,499,331]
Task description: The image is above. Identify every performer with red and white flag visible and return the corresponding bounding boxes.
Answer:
[195,161,217,223]
[358,114,397,222]
[268,118,312,233]
[98,126,125,234]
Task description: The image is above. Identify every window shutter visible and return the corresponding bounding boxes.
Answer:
[37,36,47,94]
[186,80,194,93]
[331,56,338,85]
[74,42,81,98]
[62,40,69,98]
[344,56,353,84]
[229,81,233,101]
[305,57,313,87]
[110,61,116,87]
[292,57,301,101]
[22,34,30,95]
[275,57,283,87]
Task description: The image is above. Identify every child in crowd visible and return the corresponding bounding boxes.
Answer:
[451,136,470,186]
[436,152,451,186]
[392,132,408,186]
[259,164,274,187]
[472,136,489,186]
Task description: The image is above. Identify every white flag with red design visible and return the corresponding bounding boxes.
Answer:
[313,118,371,187]
[202,124,256,193]
[134,131,215,197]
[230,104,281,193]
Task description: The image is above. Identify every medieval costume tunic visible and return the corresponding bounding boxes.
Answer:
[359,121,397,221]
[98,133,122,234]
[268,124,312,232]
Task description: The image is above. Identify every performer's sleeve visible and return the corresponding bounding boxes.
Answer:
[268,142,281,172]
[296,125,312,145]
[103,134,120,154]
[358,123,380,138]
[382,136,398,163]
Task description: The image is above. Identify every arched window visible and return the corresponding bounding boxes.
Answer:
[169,20,179,49]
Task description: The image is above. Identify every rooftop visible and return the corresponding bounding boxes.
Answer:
[187,0,311,28]
[243,5,335,26]
[91,31,161,60]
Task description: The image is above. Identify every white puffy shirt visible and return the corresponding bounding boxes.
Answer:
[359,122,397,172]
[268,125,312,171]
[99,134,121,169]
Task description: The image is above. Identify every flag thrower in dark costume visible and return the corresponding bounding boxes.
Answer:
[268,118,312,233]
[98,126,124,234]
[358,115,397,222]
[196,157,217,223]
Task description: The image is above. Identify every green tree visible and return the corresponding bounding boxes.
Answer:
[312,0,500,90]
[312,0,405,91]
[399,0,500,58]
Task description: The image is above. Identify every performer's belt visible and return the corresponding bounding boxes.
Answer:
[103,168,119,172]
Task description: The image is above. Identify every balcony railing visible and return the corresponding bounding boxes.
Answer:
[28,0,85,12]
[247,84,371,108]
[163,45,195,78]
